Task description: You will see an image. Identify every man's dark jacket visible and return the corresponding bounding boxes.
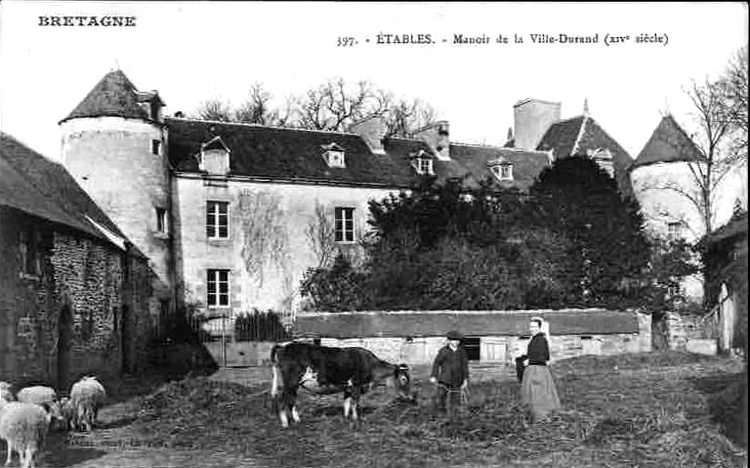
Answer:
[431,345,469,388]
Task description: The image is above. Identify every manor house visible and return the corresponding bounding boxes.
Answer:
[59,70,636,323]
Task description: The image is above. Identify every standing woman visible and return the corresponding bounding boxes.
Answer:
[520,316,560,422]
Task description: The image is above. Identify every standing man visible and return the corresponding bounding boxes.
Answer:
[430,330,469,414]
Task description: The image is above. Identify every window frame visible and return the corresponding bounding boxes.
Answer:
[206,269,230,308]
[416,157,433,175]
[327,150,346,168]
[155,207,168,234]
[206,201,230,239]
[667,221,683,239]
[334,206,356,243]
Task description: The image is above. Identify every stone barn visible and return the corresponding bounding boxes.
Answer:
[293,309,652,366]
[0,133,157,388]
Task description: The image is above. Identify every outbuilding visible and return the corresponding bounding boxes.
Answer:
[293,309,652,366]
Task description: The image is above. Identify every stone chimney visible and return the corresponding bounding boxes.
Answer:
[513,99,561,150]
[348,115,387,155]
[414,120,450,160]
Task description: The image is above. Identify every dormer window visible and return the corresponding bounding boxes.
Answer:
[321,143,346,168]
[198,136,231,175]
[416,158,433,175]
[489,161,513,181]
[410,149,434,175]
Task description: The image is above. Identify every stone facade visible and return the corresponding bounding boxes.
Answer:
[172,174,398,320]
[0,207,154,387]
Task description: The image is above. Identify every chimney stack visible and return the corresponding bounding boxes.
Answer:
[414,120,450,160]
[348,115,387,155]
[513,98,561,150]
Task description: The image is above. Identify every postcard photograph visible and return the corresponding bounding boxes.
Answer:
[0,2,747,467]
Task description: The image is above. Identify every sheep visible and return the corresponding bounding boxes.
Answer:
[50,397,77,432]
[15,386,72,433]
[69,376,106,432]
[16,386,56,408]
[0,400,51,468]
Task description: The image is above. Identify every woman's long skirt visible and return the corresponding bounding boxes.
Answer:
[520,364,561,421]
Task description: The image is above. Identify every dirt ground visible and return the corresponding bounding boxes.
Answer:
[4,356,746,468]
[16,362,513,468]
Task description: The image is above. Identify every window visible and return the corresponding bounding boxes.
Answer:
[334,207,355,243]
[491,164,513,181]
[207,269,230,307]
[321,143,346,168]
[19,225,41,276]
[155,208,168,234]
[463,337,481,361]
[327,151,345,168]
[152,139,161,155]
[667,222,683,239]
[206,201,229,238]
[416,158,433,175]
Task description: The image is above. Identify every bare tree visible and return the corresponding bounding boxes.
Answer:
[719,46,748,164]
[383,98,438,137]
[194,98,233,122]
[295,78,387,131]
[192,78,438,135]
[234,83,278,125]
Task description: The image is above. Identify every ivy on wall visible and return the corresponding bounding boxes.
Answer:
[237,190,291,287]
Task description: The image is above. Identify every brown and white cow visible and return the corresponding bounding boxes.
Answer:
[270,342,413,427]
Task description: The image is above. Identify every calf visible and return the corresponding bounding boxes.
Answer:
[270,342,412,427]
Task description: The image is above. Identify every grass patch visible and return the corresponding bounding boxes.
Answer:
[71,352,748,467]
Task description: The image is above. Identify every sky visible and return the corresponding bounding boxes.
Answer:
[0,2,747,162]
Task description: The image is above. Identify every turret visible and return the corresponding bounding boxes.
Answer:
[59,70,172,303]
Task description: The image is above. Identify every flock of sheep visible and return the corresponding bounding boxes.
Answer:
[0,376,106,468]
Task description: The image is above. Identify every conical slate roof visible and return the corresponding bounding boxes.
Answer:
[61,70,150,123]
[632,115,706,169]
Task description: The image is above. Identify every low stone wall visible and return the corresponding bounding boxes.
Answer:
[321,328,651,366]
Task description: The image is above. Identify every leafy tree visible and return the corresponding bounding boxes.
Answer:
[528,156,651,307]
[299,254,367,312]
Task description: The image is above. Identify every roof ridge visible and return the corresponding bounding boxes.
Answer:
[166,116,368,139]
[550,115,585,126]
[296,308,624,317]
[453,141,551,155]
[570,115,588,155]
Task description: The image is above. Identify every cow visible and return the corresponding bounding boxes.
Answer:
[270,342,413,428]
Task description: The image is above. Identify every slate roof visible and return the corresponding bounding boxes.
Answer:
[0,133,129,248]
[167,118,417,187]
[448,144,551,191]
[167,116,552,191]
[537,115,635,197]
[293,309,640,339]
[61,70,153,123]
[632,115,706,169]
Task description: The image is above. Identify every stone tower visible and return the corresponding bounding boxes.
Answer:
[59,70,172,309]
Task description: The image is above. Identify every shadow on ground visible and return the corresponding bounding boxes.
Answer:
[690,369,747,448]
[37,435,108,468]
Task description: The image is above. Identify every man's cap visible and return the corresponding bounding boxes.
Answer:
[446,330,463,340]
